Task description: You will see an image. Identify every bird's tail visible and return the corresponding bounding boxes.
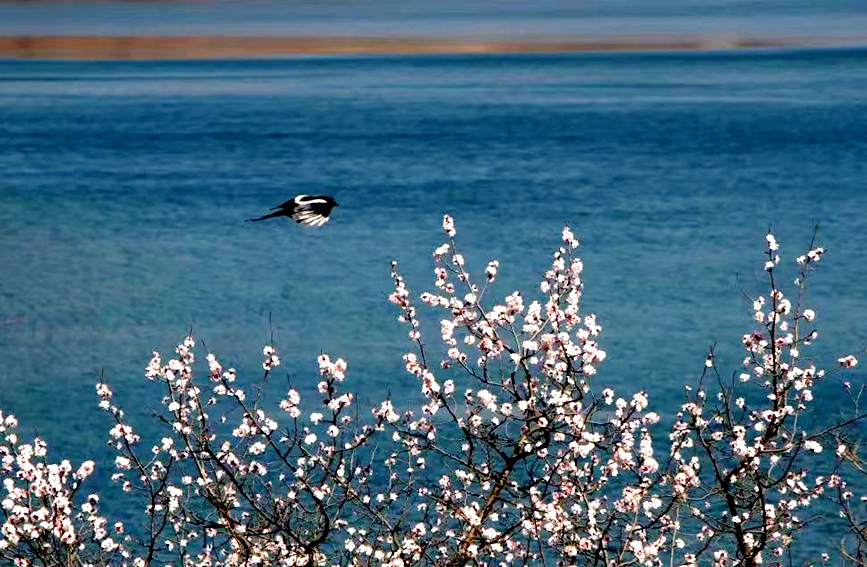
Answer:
[246,211,283,222]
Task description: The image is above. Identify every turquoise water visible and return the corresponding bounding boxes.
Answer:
[0,51,866,539]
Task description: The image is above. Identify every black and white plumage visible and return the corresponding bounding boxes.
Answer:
[247,195,338,227]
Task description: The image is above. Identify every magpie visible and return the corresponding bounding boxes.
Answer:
[247,195,338,227]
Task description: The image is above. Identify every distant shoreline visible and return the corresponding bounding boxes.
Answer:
[0,34,864,60]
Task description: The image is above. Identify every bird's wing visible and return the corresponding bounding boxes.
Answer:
[291,196,333,225]
[292,209,331,227]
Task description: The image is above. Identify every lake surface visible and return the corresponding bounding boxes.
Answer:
[2,0,867,39]
[0,50,866,545]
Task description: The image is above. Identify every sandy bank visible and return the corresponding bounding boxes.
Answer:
[0,34,864,60]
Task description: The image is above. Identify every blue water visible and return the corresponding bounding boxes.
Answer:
[0,52,866,552]
[2,0,867,39]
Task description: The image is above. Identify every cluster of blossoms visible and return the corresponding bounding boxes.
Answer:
[379,218,694,565]
[666,231,866,565]
[0,411,129,565]
[0,218,864,567]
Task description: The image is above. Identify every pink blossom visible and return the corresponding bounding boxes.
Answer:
[442,214,456,237]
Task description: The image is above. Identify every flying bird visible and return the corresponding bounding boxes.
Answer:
[247,195,338,227]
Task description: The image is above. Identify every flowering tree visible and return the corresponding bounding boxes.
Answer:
[667,233,866,566]
[0,216,863,566]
